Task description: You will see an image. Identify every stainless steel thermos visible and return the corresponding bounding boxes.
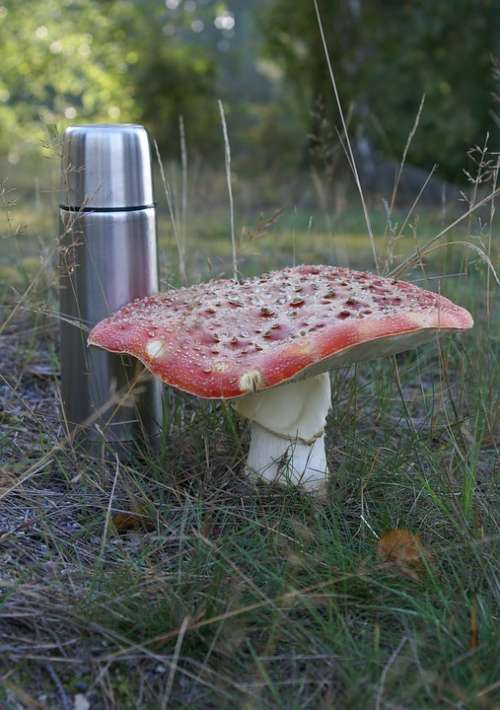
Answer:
[59,124,162,450]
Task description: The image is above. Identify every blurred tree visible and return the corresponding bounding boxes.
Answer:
[2,0,498,183]
[0,0,136,157]
[261,0,500,182]
[260,0,361,168]
[0,0,217,159]
[366,0,500,181]
[98,0,218,157]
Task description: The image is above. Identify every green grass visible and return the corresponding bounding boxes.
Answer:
[0,182,499,708]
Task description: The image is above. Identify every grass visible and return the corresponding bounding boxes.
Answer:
[0,167,499,708]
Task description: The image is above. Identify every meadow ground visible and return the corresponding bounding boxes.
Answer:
[0,178,499,708]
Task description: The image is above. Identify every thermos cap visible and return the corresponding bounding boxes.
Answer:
[60,124,154,209]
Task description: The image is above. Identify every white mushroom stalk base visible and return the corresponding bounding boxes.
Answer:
[233,372,331,492]
[245,422,328,490]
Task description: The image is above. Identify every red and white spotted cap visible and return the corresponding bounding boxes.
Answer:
[88,265,473,399]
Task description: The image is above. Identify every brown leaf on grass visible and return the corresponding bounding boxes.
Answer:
[111,506,155,534]
[377,528,432,579]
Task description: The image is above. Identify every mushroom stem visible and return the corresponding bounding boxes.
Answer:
[246,422,328,490]
[233,372,331,491]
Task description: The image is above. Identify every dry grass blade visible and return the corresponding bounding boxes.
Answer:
[218,99,238,281]
[161,615,190,710]
[388,186,500,277]
[386,93,426,226]
[0,676,47,709]
[101,565,391,662]
[0,458,53,502]
[375,636,408,710]
[179,114,188,252]
[423,241,499,284]
[313,0,378,272]
[0,260,50,335]
[486,155,500,319]
[0,370,145,504]
[99,454,120,560]
[154,139,187,283]
[396,164,437,238]
[241,208,284,241]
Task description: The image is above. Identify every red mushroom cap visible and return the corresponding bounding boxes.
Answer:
[88,265,473,399]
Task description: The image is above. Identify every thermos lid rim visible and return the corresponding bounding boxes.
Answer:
[59,203,155,213]
[60,124,154,209]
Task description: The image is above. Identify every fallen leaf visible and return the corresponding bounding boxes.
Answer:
[377,528,432,579]
[112,506,155,533]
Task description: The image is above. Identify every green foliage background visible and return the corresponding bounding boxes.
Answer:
[262,0,500,181]
[0,0,218,157]
[1,0,499,182]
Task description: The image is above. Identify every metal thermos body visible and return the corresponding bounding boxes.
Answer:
[59,124,162,449]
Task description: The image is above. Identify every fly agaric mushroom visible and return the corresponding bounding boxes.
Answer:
[88,265,473,491]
